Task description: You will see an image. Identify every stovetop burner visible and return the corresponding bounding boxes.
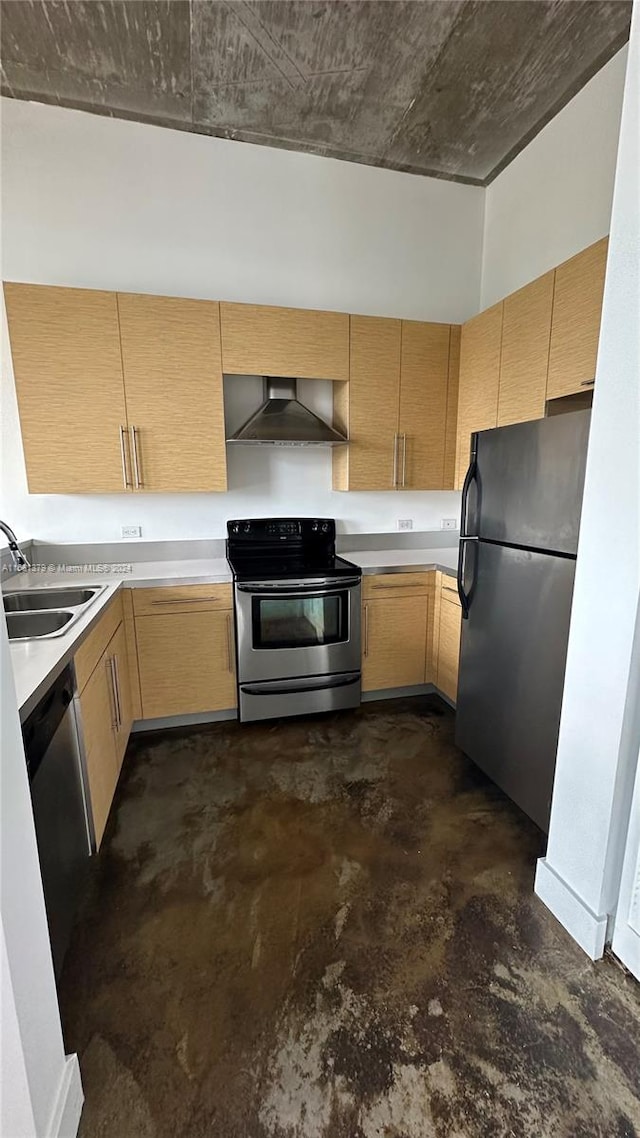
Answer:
[226,518,361,583]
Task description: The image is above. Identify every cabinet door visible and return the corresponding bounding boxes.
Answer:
[136,609,236,718]
[362,594,429,692]
[398,321,451,489]
[436,594,462,704]
[117,293,227,492]
[455,302,504,489]
[110,623,133,771]
[79,653,119,849]
[546,237,608,400]
[497,271,554,427]
[443,326,461,490]
[121,589,142,721]
[220,302,349,381]
[333,316,401,491]
[4,283,129,493]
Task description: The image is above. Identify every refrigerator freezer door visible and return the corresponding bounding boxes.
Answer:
[455,540,576,832]
[472,410,590,555]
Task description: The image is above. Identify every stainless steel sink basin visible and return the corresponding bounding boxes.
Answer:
[3,587,100,612]
[6,610,74,640]
[3,583,107,640]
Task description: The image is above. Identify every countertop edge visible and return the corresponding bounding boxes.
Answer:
[355,561,457,577]
[13,582,123,721]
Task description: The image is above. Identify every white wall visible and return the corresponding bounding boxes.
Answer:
[0,618,83,1135]
[535,6,640,959]
[481,46,628,308]
[0,97,484,543]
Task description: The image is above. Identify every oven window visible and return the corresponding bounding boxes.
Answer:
[252,592,347,649]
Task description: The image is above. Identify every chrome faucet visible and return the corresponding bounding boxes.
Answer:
[0,520,31,572]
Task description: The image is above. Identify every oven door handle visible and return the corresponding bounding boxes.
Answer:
[240,672,361,696]
[237,577,361,593]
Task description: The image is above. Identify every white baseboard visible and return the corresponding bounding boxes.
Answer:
[48,1054,83,1138]
[535,857,609,960]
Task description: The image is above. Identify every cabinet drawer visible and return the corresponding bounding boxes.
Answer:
[132,583,233,616]
[363,571,434,599]
[74,592,124,692]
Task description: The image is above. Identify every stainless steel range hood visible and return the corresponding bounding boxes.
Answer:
[226,378,348,447]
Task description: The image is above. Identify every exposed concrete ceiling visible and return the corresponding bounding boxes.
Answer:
[0,0,632,186]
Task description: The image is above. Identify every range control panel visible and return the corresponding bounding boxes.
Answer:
[227,518,335,544]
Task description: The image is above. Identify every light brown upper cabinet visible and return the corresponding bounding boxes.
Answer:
[220,302,349,381]
[5,284,228,494]
[455,302,504,489]
[333,317,459,491]
[333,315,401,491]
[497,271,554,427]
[117,293,226,492]
[546,236,608,400]
[4,283,128,493]
[398,321,453,490]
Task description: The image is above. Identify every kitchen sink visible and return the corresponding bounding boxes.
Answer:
[3,587,101,612]
[3,583,107,640]
[6,610,74,640]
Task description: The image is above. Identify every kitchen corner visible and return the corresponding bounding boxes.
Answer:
[5,534,460,722]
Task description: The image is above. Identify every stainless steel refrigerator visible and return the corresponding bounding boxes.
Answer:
[455,409,591,832]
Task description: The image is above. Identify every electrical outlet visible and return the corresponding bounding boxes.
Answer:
[441,518,458,531]
[397,519,413,531]
[121,525,142,539]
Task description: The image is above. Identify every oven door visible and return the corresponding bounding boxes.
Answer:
[234,577,361,683]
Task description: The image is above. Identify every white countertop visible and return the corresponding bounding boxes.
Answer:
[9,581,122,721]
[343,547,459,576]
[7,559,233,720]
[6,546,457,720]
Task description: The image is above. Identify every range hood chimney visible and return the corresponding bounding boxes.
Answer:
[226,378,348,447]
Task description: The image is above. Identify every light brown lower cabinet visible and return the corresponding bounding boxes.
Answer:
[77,609,132,849]
[362,573,434,692]
[135,603,236,719]
[434,578,462,703]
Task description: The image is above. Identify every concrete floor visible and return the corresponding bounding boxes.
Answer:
[60,697,640,1137]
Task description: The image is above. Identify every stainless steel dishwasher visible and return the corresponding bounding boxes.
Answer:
[22,665,92,979]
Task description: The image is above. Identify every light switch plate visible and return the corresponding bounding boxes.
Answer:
[121,525,142,539]
[441,518,458,531]
[397,519,413,531]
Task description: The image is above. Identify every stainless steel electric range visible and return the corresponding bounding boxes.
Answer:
[226,518,362,723]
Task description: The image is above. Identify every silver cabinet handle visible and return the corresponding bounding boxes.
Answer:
[106,657,118,730]
[226,613,234,673]
[150,597,220,605]
[392,432,398,488]
[112,654,122,730]
[401,433,407,488]
[363,603,369,657]
[119,426,131,489]
[580,379,595,387]
[371,581,421,590]
[130,426,142,489]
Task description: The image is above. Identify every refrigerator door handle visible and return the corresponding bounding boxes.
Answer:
[458,437,479,618]
[460,435,478,539]
[457,536,478,619]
